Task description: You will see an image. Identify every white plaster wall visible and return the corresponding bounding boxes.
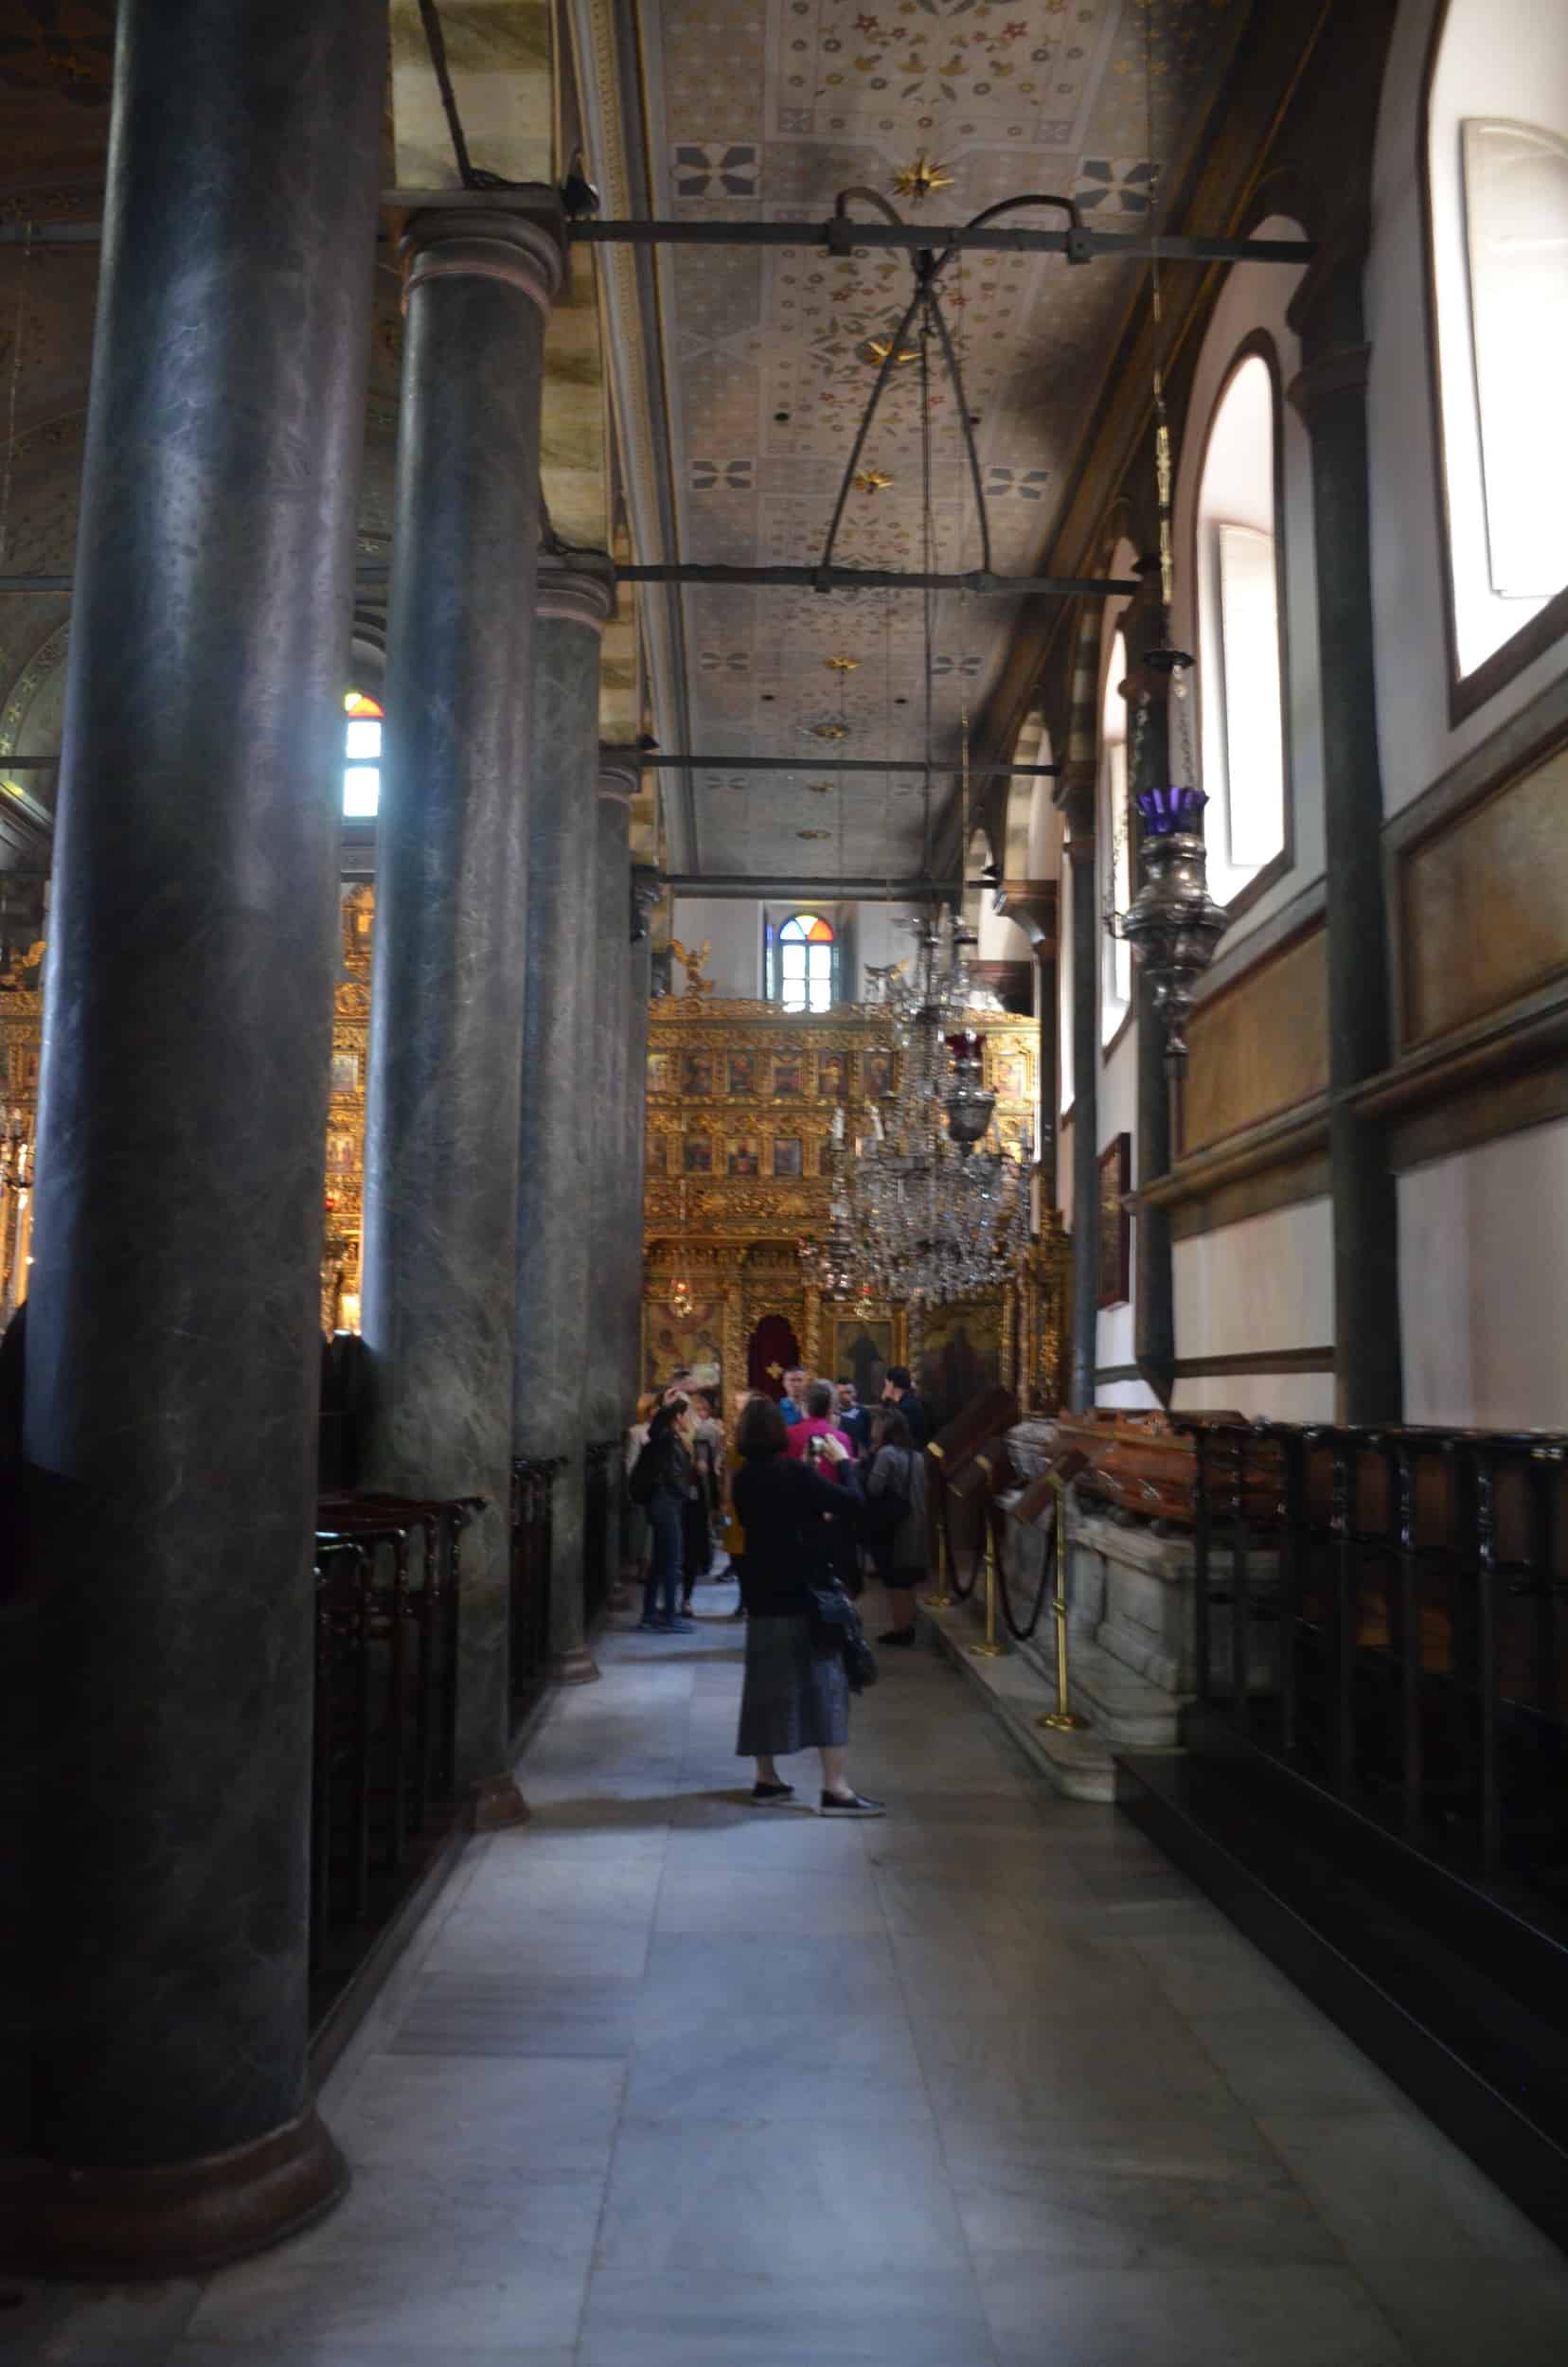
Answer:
[978,898,1033,964]
[856,901,922,985]
[1169,216,1323,950]
[668,899,924,1001]
[1399,1119,1568,1427]
[669,898,763,997]
[1170,1197,1335,1422]
[1367,0,1568,815]
[1173,1197,1333,1356]
[1170,1371,1335,1422]
[1027,783,1062,878]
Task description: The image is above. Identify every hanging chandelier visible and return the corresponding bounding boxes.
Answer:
[791,174,1056,1308]
[805,912,1033,1308]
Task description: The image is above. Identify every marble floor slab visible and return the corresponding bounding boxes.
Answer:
[15,1579,1568,2367]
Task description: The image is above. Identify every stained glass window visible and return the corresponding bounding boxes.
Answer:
[778,911,835,1013]
[343,689,383,819]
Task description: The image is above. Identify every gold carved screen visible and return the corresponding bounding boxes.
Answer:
[642,994,1063,1417]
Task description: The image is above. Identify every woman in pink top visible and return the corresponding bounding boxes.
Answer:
[785,1379,854,1476]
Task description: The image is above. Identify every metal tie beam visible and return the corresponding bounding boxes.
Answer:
[0,562,1139,600]
[643,755,1058,777]
[664,876,962,899]
[574,219,1315,266]
[0,211,1318,269]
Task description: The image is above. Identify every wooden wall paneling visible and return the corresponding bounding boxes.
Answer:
[1179,922,1328,1157]
[1399,739,1568,1050]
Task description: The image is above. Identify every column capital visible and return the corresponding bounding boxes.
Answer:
[536,548,616,633]
[630,863,663,943]
[1287,344,1372,427]
[400,194,566,317]
[597,744,642,805]
[1286,203,1370,365]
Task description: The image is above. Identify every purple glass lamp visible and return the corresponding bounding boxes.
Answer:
[1114,774,1226,1074]
[1135,784,1208,837]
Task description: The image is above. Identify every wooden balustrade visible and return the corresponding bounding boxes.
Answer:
[309,1490,476,2018]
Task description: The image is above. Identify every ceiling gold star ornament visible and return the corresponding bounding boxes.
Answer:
[798,828,832,840]
[811,721,849,741]
[825,653,861,673]
[853,468,894,494]
[864,335,918,367]
[892,152,954,204]
[807,781,835,794]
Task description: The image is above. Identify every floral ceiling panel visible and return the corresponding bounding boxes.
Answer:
[639,0,1249,879]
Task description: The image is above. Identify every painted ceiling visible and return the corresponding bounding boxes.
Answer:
[637,0,1250,881]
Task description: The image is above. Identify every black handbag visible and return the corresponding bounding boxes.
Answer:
[806,1577,879,1693]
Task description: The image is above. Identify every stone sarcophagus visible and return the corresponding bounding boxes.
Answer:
[1052,1407,1283,1528]
[999,1414,1281,1709]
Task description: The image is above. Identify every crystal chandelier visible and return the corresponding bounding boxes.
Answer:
[793,173,1057,1307]
[805,912,1033,1308]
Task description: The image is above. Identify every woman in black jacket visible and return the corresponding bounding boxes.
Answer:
[730,1395,884,1816]
[638,1397,695,1633]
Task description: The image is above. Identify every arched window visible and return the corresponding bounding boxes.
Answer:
[776,911,835,1012]
[1100,632,1131,1044]
[343,689,383,819]
[1196,349,1286,900]
[1059,826,1075,1118]
[1427,2,1568,690]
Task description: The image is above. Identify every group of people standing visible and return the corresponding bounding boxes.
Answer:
[622,1361,939,1817]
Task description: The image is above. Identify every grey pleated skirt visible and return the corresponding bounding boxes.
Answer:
[737,1613,850,1757]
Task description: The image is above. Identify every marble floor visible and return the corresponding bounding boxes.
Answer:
[11,1573,1568,2367]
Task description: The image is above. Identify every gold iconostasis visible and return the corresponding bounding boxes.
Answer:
[2,889,1068,1413]
[0,889,372,1334]
[642,993,1068,1423]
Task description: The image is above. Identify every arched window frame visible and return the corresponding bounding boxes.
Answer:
[771,910,836,1012]
[1421,0,1568,718]
[1098,627,1132,1053]
[1190,330,1294,918]
[342,687,383,822]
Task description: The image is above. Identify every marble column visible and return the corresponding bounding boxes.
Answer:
[360,196,565,1820]
[2,0,383,2276]
[513,556,616,1686]
[1034,938,1060,1209]
[1126,590,1176,1409]
[1288,234,1403,1423]
[1065,805,1101,1411]
[622,868,661,1485]
[585,749,640,1595]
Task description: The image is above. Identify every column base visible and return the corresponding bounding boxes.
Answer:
[471,1772,530,1829]
[0,2105,347,2282]
[549,1647,602,1686]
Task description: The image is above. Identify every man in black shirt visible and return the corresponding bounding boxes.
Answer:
[882,1365,934,1450]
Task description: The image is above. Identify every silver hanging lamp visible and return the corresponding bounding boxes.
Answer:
[1105,9,1227,1074]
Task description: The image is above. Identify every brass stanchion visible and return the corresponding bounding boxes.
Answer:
[922,1504,954,1611]
[1038,1468,1089,1732]
[968,1508,1007,1660]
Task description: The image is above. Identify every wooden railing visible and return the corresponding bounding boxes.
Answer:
[309,1490,476,2010]
[1188,1421,1568,1912]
